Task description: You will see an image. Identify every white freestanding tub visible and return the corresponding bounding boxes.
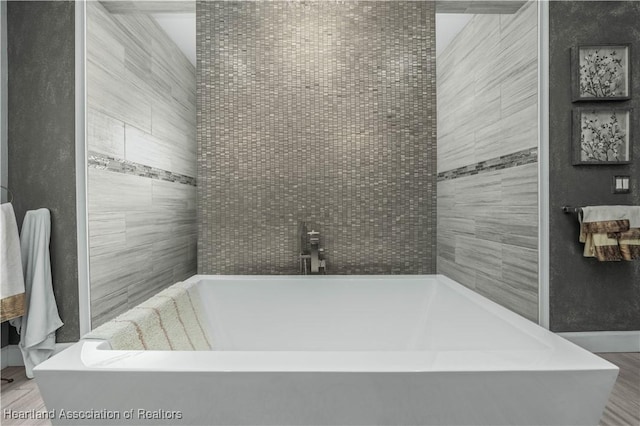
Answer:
[35,275,618,425]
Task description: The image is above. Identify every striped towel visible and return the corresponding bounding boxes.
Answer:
[152,284,212,350]
[85,282,212,351]
[608,228,640,261]
[115,305,173,350]
[138,293,190,350]
[579,205,640,261]
[86,319,145,350]
[580,219,629,261]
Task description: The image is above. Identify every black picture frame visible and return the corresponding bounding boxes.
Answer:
[571,44,631,102]
[572,107,632,165]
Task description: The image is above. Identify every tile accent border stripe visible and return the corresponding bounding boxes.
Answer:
[88,151,196,186]
[437,147,538,182]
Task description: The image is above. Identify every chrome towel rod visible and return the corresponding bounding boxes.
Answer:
[562,206,583,214]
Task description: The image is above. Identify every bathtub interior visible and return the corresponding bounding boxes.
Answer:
[195,275,549,352]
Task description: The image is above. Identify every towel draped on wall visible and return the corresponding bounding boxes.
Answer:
[10,208,63,378]
[579,205,640,261]
[1,203,26,322]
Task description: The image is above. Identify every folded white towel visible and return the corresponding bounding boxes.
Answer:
[156,284,212,350]
[83,281,212,351]
[1,203,26,301]
[115,306,172,350]
[582,205,640,227]
[138,291,194,350]
[85,320,145,351]
[11,209,63,378]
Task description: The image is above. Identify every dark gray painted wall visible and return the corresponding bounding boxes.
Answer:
[1,0,8,348]
[197,1,436,275]
[549,1,640,332]
[7,1,79,342]
[1,0,7,193]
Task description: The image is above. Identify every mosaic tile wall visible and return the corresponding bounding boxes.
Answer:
[197,1,436,274]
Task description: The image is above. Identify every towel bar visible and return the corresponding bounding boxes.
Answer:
[562,206,583,214]
[0,185,13,203]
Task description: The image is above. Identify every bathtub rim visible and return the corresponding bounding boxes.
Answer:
[35,274,619,375]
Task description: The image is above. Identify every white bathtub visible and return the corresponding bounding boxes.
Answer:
[35,275,618,425]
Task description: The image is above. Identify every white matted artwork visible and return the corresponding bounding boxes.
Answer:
[573,108,632,165]
[572,44,631,101]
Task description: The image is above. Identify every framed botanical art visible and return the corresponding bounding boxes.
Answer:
[573,108,632,165]
[572,44,631,102]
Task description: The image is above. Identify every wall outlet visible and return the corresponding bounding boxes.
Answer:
[613,175,630,194]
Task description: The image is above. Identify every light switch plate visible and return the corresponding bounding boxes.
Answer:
[613,175,631,194]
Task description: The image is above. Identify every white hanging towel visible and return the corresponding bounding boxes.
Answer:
[1,203,26,321]
[11,208,63,378]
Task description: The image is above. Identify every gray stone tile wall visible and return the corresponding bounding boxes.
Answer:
[197,1,436,274]
[87,1,197,327]
[436,2,539,322]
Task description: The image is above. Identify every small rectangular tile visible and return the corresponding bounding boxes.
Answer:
[476,271,538,322]
[126,124,196,178]
[91,288,128,329]
[88,212,126,256]
[87,108,125,158]
[88,168,153,213]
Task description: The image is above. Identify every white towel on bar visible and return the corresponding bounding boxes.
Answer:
[11,208,63,378]
[581,205,640,227]
[1,203,26,300]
